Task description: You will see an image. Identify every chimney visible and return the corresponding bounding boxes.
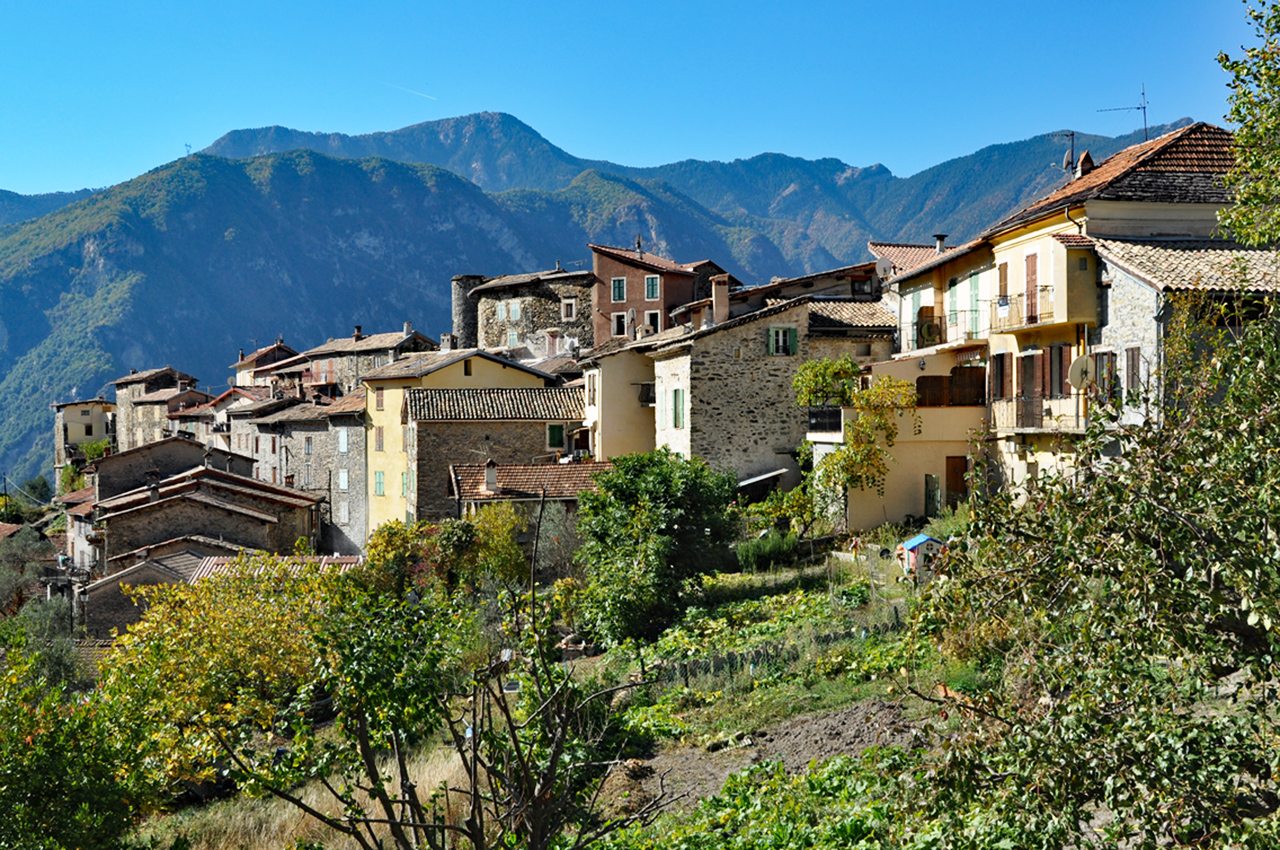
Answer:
[146,469,160,503]
[1075,150,1095,179]
[711,274,731,325]
[353,325,363,342]
[484,458,498,493]
[635,234,644,259]
[440,333,456,352]
[403,321,413,338]
[203,446,213,468]
[933,234,948,254]
[130,368,138,375]
[555,259,561,271]
[238,348,244,361]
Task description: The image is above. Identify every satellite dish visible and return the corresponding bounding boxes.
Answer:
[627,308,636,323]
[874,257,894,279]
[1062,149,1072,171]
[1068,355,1094,389]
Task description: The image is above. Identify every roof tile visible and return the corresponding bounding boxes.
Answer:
[405,387,584,421]
[1092,238,1280,292]
[451,462,612,502]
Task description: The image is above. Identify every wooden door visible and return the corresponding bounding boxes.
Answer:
[945,456,969,507]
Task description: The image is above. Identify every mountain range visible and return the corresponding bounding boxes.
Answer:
[0,112,1193,483]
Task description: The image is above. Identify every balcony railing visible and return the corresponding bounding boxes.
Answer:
[912,310,983,350]
[991,287,1055,331]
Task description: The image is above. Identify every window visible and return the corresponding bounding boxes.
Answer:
[998,262,1009,298]
[373,355,385,368]
[672,388,685,429]
[496,302,507,320]
[337,428,348,453]
[645,310,660,332]
[611,277,626,302]
[401,471,409,497]
[1126,347,1141,397]
[612,313,627,337]
[947,277,958,325]
[507,330,518,348]
[271,436,277,453]
[991,353,1008,400]
[587,373,597,406]
[303,463,312,488]
[767,327,798,356]
[304,436,312,455]
[561,298,577,320]
[548,423,565,450]
[375,426,384,452]
[254,436,260,453]
[338,468,349,490]
[84,424,92,436]
[338,501,350,525]
[1049,344,1070,399]
[272,468,277,484]
[463,359,472,376]
[855,343,872,357]
[374,471,385,496]
[509,300,521,321]
[404,425,413,452]
[80,410,90,417]
[1079,256,1089,271]
[644,275,659,300]
[375,388,384,410]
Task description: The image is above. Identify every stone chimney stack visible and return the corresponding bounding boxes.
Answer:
[353,325,363,342]
[238,348,244,361]
[933,234,947,254]
[711,274,731,326]
[440,333,457,352]
[451,275,486,349]
[403,321,413,338]
[146,469,160,503]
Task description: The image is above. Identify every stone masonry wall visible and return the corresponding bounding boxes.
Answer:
[105,499,274,560]
[413,420,559,520]
[477,280,595,358]
[273,417,367,555]
[1090,260,1161,425]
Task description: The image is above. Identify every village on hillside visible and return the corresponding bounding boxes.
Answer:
[5,121,1268,642]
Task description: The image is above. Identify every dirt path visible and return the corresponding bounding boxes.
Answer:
[599,698,915,815]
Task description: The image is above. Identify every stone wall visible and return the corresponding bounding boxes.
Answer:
[452,275,487,348]
[1091,259,1161,424]
[97,440,252,500]
[85,564,182,639]
[412,420,561,520]
[477,280,596,357]
[104,498,275,560]
[270,417,367,555]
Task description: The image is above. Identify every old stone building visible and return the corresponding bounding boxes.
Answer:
[230,339,298,387]
[650,296,896,490]
[52,398,114,495]
[246,390,369,555]
[451,266,597,358]
[109,367,210,452]
[96,437,255,501]
[403,386,585,520]
[169,386,272,450]
[268,323,437,396]
[589,243,728,342]
[447,460,611,517]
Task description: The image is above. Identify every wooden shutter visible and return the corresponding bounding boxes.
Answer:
[788,327,798,355]
[1061,346,1073,397]
[1025,254,1039,322]
[998,263,1009,298]
[1036,351,1047,399]
[1126,347,1141,394]
[1002,353,1013,399]
[766,328,776,355]
[989,357,999,401]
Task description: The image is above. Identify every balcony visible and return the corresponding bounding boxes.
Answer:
[912,310,983,349]
[990,287,1055,332]
[990,396,1085,432]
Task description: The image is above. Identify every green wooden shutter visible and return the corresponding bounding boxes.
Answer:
[787,327,798,356]
[766,328,776,355]
[969,272,979,337]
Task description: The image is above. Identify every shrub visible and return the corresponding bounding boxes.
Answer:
[735,531,799,573]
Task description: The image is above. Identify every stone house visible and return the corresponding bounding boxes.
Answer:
[362,349,555,533]
[649,295,896,491]
[104,534,254,576]
[268,323,437,396]
[673,263,885,328]
[109,367,211,452]
[244,390,369,555]
[404,387,585,521]
[230,339,298,388]
[52,398,114,495]
[94,464,320,565]
[226,396,307,483]
[589,243,727,342]
[55,485,97,570]
[96,436,255,501]
[451,266,597,358]
[448,460,612,517]
[169,386,272,450]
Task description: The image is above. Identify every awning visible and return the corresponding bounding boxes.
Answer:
[737,469,788,488]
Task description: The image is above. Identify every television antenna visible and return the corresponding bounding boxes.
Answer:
[1098,84,1150,141]
[185,143,192,157]
[1050,131,1076,173]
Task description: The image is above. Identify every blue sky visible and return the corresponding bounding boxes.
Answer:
[0,0,1255,195]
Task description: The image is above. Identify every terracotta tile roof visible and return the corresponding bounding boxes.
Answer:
[1092,238,1280,292]
[868,242,955,277]
[528,355,581,376]
[96,465,320,513]
[131,387,186,404]
[884,238,990,287]
[301,329,437,357]
[808,300,898,331]
[588,243,718,276]
[189,555,363,582]
[110,366,197,387]
[1052,233,1095,248]
[0,523,21,540]
[450,462,612,503]
[52,397,112,410]
[363,349,553,383]
[325,388,367,415]
[252,401,335,424]
[405,387,584,421]
[56,485,95,505]
[230,341,297,369]
[107,535,259,565]
[74,639,117,673]
[990,123,1234,233]
[469,268,595,295]
[98,491,281,524]
[67,501,94,518]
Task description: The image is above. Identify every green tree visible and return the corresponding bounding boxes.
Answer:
[1220,0,1280,244]
[17,474,51,506]
[0,635,152,850]
[576,448,739,644]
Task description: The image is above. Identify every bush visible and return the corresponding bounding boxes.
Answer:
[735,531,799,572]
